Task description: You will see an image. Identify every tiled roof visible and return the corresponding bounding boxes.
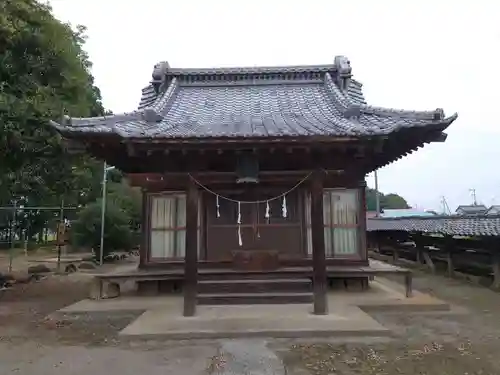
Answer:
[367,216,500,237]
[51,56,457,140]
[486,205,500,215]
[455,204,488,215]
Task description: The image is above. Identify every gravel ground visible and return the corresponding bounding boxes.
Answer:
[275,271,500,374]
[2,266,500,374]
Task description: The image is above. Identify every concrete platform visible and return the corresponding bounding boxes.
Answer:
[119,303,390,339]
[59,277,449,314]
[56,277,451,339]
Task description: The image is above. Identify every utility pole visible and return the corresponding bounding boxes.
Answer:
[374,170,381,217]
[441,196,451,215]
[100,162,115,266]
[56,198,64,272]
[469,188,477,206]
[8,200,17,273]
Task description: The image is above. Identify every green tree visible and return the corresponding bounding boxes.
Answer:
[381,193,410,209]
[366,188,410,211]
[71,200,133,260]
[0,0,107,244]
[71,179,142,259]
[0,0,104,206]
[107,180,142,231]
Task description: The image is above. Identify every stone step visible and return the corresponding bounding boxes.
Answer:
[198,278,312,294]
[198,292,313,305]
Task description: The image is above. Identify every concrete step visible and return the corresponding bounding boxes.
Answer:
[198,292,313,305]
[198,278,312,294]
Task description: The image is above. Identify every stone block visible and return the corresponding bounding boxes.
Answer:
[89,279,120,299]
[28,264,51,274]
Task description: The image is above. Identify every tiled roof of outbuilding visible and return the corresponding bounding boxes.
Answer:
[367,216,500,237]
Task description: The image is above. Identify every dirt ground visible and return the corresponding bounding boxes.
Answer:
[2,255,500,374]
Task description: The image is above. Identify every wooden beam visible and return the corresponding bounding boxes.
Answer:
[183,179,199,317]
[310,170,328,315]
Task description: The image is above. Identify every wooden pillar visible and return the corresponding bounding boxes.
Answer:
[310,170,328,315]
[183,179,199,317]
[446,251,454,277]
[421,249,436,274]
[443,236,454,277]
[491,252,500,290]
[139,190,149,268]
[416,247,422,264]
[392,242,400,263]
[357,181,368,262]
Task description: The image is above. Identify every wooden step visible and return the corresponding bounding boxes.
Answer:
[199,271,311,281]
[198,278,312,294]
[198,292,313,305]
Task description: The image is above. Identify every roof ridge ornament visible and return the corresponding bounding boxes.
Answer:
[151,61,170,94]
[343,104,362,119]
[142,108,163,123]
[433,108,445,120]
[334,55,352,91]
[62,114,72,126]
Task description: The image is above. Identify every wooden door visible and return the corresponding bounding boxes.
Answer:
[205,189,303,265]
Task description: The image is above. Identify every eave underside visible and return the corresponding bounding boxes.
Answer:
[62,125,445,176]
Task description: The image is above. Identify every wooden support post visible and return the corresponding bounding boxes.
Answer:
[446,251,454,278]
[183,179,199,317]
[139,190,149,268]
[421,249,436,274]
[492,252,500,290]
[404,273,413,298]
[357,181,368,262]
[392,246,399,263]
[310,170,327,315]
[443,236,454,278]
[416,247,422,264]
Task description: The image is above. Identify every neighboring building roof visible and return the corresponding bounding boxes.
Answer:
[367,216,500,237]
[50,56,457,141]
[485,205,500,215]
[380,209,436,218]
[455,204,488,215]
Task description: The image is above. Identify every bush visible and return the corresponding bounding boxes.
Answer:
[106,182,142,230]
[71,199,134,260]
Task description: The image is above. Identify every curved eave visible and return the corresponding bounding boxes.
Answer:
[48,114,457,144]
[323,73,458,134]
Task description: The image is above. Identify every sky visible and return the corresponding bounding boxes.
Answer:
[47,0,500,212]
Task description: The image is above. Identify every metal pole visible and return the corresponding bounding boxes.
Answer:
[57,198,64,272]
[99,162,107,266]
[374,170,381,217]
[8,201,16,273]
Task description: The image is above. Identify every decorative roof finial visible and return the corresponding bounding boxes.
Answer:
[142,108,163,123]
[62,114,72,126]
[151,61,170,94]
[334,55,352,91]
